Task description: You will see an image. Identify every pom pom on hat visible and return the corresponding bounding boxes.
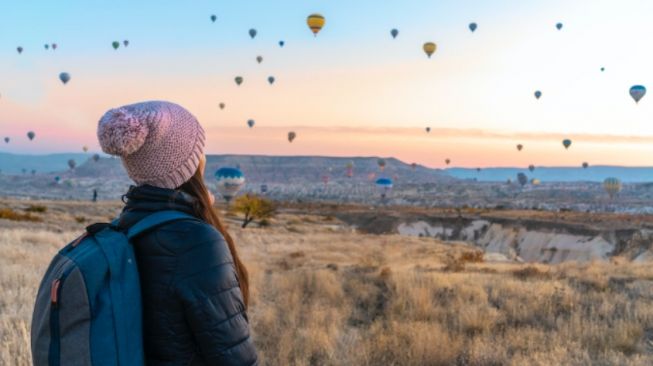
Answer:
[97,108,149,156]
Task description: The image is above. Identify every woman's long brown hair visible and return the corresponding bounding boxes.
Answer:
[178,168,249,308]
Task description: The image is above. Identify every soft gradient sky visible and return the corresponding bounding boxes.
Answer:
[0,0,652,168]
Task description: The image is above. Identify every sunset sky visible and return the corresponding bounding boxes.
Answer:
[0,0,652,168]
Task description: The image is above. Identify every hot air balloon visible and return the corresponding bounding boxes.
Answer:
[215,167,245,203]
[469,22,477,32]
[531,178,541,185]
[556,22,563,30]
[249,28,257,39]
[247,119,255,128]
[307,14,325,36]
[426,127,431,133]
[411,163,417,170]
[59,72,71,85]
[44,44,49,50]
[603,177,622,199]
[68,159,76,170]
[375,178,393,199]
[82,146,88,153]
[4,137,9,143]
[93,153,100,162]
[260,184,268,194]
[476,168,481,173]
[256,55,263,64]
[322,175,330,187]
[600,67,605,72]
[423,42,436,58]
[210,14,217,23]
[630,85,646,104]
[582,162,589,169]
[377,158,386,171]
[112,41,120,50]
[288,131,296,143]
[517,172,528,187]
[528,164,535,172]
[390,29,399,39]
[517,144,523,151]
[562,139,572,149]
[346,161,354,178]
[445,158,451,165]
[123,40,129,47]
[534,90,542,99]
[268,76,275,85]
[27,131,35,141]
[54,176,61,183]
[235,76,243,86]
[52,43,57,50]
[17,47,23,54]
[279,40,285,47]
[219,103,225,110]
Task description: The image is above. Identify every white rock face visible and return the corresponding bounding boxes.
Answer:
[397,221,452,238]
[397,220,616,264]
[634,250,653,262]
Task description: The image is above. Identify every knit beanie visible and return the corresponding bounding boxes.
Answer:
[97,101,205,189]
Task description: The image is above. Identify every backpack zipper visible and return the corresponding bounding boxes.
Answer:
[49,269,70,366]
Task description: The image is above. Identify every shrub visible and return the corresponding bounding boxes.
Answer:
[0,208,42,222]
[25,204,47,213]
[74,216,86,224]
[512,265,552,280]
[460,250,484,264]
[231,194,277,228]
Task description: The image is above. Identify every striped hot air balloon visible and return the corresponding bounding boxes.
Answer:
[307,14,325,36]
[603,177,622,199]
[215,167,245,203]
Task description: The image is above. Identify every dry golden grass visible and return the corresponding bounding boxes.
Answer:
[1,200,653,365]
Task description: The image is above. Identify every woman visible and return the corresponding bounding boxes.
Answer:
[98,101,258,365]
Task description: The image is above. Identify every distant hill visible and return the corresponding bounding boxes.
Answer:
[0,153,453,184]
[0,152,95,174]
[447,166,653,183]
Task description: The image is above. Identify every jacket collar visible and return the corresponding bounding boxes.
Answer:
[119,185,198,227]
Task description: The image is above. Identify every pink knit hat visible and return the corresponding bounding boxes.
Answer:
[97,101,205,189]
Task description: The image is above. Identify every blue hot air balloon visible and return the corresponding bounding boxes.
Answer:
[534,90,542,99]
[375,177,393,199]
[247,119,255,128]
[390,29,399,39]
[268,76,275,85]
[279,40,285,47]
[517,172,528,187]
[215,167,245,202]
[562,139,572,149]
[249,28,257,39]
[469,22,477,32]
[630,85,646,104]
[556,22,563,30]
[59,72,71,85]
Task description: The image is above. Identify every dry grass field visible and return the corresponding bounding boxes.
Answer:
[1,199,653,365]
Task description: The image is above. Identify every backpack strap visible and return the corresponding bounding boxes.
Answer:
[127,210,198,240]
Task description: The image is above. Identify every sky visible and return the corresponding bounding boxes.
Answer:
[0,0,652,168]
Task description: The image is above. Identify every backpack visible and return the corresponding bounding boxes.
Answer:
[31,210,197,366]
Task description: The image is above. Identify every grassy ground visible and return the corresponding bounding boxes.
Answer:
[1,200,653,365]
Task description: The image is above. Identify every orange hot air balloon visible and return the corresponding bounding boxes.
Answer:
[307,14,325,36]
[423,42,436,58]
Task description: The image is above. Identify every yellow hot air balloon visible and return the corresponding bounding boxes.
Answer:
[423,42,436,58]
[307,13,325,36]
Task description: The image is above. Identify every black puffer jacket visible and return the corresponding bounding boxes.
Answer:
[118,185,258,366]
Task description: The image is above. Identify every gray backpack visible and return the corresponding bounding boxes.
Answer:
[31,210,195,366]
